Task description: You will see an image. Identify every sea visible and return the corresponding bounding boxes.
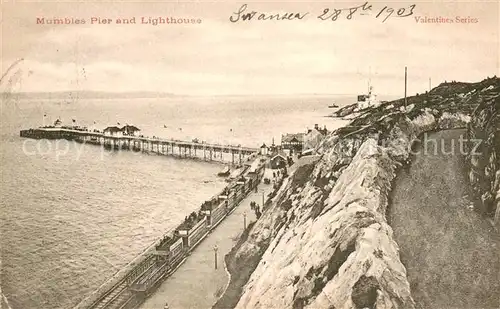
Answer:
[0,94,352,309]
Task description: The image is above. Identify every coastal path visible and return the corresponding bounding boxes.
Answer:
[389,129,500,309]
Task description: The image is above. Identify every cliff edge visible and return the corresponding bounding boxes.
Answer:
[465,85,500,226]
[214,77,500,309]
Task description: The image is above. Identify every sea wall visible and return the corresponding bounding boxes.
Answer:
[216,77,500,309]
[465,89,500,227]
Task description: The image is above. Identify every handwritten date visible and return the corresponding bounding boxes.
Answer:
[318,2,416,22]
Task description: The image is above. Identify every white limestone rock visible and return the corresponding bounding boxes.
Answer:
[230,107,477,309]
[235,138,416,309]
[438,112,471,129]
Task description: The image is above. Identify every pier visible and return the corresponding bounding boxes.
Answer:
[69,155,267,309]
[20,127,258,165]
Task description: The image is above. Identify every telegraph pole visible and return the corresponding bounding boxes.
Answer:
[429,77,432,92]
[243,212,247,230]
[214,245,218,269]
[270,213,274,239]
[404,66,408,110]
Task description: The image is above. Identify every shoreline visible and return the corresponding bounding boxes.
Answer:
[74,158,265,309]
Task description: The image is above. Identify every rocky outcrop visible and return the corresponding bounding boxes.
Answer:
[236,136,415,309]
[216,78,500,309]
[334,104,358,118]
[465,80,500,226]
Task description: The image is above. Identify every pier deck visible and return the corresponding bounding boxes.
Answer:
[20,127,258,164]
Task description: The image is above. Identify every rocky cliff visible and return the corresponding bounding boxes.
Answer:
[464,81,500,226]
[214,77,500,309]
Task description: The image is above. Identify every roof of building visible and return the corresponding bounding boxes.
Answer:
[103,126,122,132]
[271,150,288,160]
[307,124,328,135]
[282,133,304,143]
[317,127,328,135]
[307,127,328,136]
[103,125,141,133]
[122,125,141,132]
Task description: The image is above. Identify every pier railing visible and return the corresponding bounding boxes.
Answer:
[20,127,259,164]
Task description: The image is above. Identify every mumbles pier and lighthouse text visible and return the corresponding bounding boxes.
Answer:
[36,16,202,25]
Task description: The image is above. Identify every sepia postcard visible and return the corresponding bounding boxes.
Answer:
[1,1,499,309]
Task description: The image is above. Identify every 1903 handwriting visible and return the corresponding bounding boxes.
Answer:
[229,2,416,23]
[318,2,416,22]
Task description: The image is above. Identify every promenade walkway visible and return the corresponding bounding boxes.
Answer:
[139,170,275,309]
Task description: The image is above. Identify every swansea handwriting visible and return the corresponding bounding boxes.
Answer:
[229,2,416,23]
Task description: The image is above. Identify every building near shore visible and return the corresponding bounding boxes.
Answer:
[121,125,141,136]
[103,125,141,137]
[282,124,329,155]
[281,133,304,154]
[270,151,287,169]
[303,124,328,151]
[103,126,123,136]
[260,144,269,156]
[357,85,381,109]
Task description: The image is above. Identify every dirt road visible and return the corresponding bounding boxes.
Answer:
[389,129,500,309]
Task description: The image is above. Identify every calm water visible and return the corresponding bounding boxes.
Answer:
[0,94,347,309]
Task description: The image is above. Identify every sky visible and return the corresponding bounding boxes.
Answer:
[1,0,499,96]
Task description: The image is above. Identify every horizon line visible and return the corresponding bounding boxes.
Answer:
[1,90,402,97]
